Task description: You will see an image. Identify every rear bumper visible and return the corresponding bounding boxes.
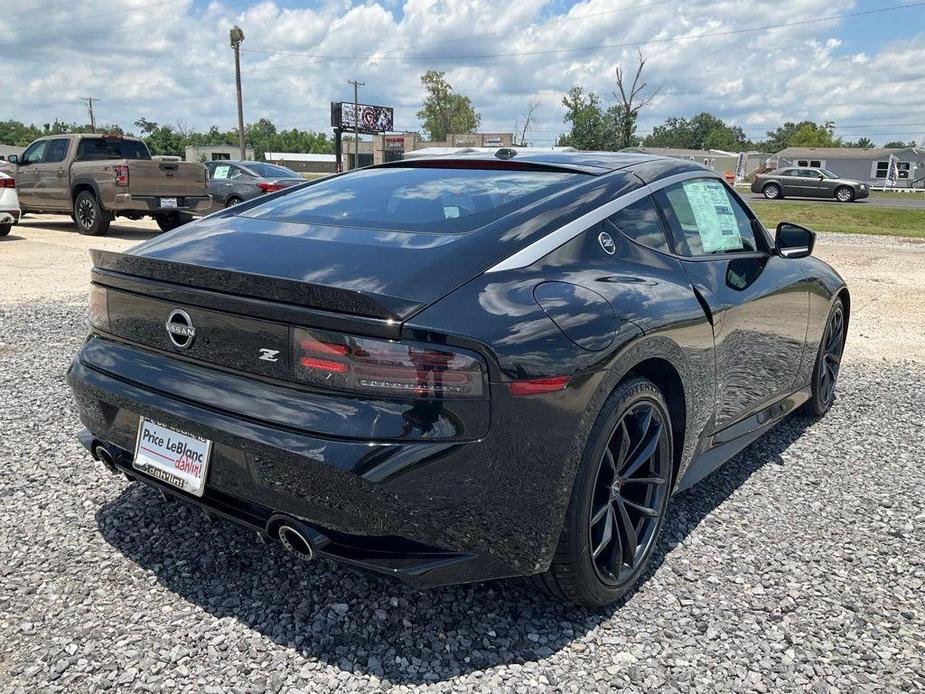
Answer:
[66,337,591,587]
[112,194,212,213]
[0,208,19,224]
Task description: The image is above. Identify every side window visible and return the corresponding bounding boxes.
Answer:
[44,139,70,163]
[608,196,671,253]
[22,141,48,164]
[654,178,760,257]
[227,166,244,179]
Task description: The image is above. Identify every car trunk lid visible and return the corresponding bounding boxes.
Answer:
[108,213,492,319]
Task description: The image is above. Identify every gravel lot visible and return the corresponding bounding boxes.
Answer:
[1,220,924,692]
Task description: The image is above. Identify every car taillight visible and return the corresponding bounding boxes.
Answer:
[114,165,129,187]
[0,177,14,188]
[88,285,109,331]
[257,181,283,193]
[292,327,486,399]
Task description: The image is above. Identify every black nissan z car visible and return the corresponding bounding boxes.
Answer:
[67,151,848,606]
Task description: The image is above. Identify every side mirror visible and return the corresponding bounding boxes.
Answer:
[7,154,19,165]
[776,222,815,259]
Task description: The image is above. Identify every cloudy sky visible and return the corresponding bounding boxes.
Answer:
[3,0,925,146]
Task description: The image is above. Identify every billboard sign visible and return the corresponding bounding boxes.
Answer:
[331,102,394,133]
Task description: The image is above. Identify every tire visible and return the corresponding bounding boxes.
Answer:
[762,183,782,200]
[533,377,674,607]
[803,297,846,417]
[73,191,111,236]
[155,212,193,232]
[835,186,854,203]
[225,195,243,208]
[0,223,10,237]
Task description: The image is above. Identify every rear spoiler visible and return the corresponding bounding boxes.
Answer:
[90,249,418,322]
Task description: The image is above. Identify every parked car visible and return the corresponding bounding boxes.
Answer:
[10,134,211,235]
[68,152,848,606]
[205,160,304,207]
[751,166,869,202]
[0,170,21,236]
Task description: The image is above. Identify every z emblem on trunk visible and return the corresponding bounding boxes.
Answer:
[258,348,280,362]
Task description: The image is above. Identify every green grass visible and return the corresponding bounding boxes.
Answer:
[869,190,925,200]
[749,201,925,239]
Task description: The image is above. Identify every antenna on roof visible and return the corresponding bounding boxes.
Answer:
[495,147,517,160]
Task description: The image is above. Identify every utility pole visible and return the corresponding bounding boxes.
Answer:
[347,79,364,170]
[82,97,98,132]
[230,26,247,160]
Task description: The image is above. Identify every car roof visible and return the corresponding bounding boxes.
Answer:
[376,150,714,178]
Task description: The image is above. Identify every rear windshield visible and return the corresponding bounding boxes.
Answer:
[244,163,300,178]
[76,138,151,161]
[241,166,588,232]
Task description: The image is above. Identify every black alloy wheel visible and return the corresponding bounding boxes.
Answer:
[588,400,670,587]
[73,191,111,236]
[534,377,673,606]
[804,298,845,416]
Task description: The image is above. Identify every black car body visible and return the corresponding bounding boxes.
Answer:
[67,152,849,605]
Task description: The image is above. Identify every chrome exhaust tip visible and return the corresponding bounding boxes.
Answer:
[93,444,119,475]
[278,524,315,561]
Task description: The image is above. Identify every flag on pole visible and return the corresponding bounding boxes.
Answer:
[734,152,747,184]
[886,154,899,188]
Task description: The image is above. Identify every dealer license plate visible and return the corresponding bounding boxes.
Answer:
[133,418,212,497]
[161,197,178,208]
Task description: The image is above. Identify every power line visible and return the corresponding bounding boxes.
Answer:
[245,0,676,59]
[0,0,254,48]
[9,0,186,31]
[237,1,925,63]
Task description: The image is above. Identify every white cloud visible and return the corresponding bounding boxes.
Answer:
[1,0,923,146]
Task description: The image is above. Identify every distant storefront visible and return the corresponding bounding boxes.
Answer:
[265,152,337,174]
[184,145,254,162]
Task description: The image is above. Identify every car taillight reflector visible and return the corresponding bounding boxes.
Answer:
[292,327,486,399]
[509,376,570,396]
[257,181,283,193]
[0,177,14,188]
[88,284,109,331]
[114,165,129,187]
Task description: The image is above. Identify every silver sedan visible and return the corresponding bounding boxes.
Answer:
[751,167,869,202]
[205,161,305,208]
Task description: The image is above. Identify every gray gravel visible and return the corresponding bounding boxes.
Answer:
[1,299,923,693]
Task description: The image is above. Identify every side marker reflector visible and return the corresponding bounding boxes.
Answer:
[509,376,570,396]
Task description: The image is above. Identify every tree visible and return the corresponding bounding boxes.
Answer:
[883,140,917,148]
[416,71,481,141]
[557,87,606,150]
[643,112,750,151]
[759,120,840,152]
[844,137,875,149]
[611,51,659,150]
[513,100,539,147]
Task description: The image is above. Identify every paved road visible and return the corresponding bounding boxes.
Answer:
[744,193,925,209]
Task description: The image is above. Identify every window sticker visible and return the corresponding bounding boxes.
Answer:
[681,179,743,253]
[213,164,231,180]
